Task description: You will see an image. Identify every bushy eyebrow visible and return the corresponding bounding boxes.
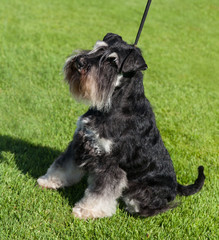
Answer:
[88,41,108,55]
[94,41,108,48]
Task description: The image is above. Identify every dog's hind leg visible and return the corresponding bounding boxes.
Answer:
[122,183,177,217]
[72,167,127,219]
[37,142,85,189]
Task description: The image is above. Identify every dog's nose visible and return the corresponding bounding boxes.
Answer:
[75,57,86,70]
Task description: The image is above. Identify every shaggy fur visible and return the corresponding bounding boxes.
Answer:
[37,33,205,219]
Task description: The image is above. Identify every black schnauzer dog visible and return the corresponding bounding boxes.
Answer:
[37,33,205,219]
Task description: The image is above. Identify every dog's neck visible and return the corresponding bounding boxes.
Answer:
[89,71,147,115]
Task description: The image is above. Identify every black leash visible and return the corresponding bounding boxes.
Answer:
[119,0,152,74]
[134,0,152,46]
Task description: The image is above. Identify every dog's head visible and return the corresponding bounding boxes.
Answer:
[64,33,147,111]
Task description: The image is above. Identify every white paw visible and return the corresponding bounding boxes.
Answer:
[72,205,108,219]
[37,175,62,189]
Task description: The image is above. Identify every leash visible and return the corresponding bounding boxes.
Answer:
[119,0,152,74]
[134,0,152,46]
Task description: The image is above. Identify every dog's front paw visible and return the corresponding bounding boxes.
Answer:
[37,175,62,189]
[72,205,107,219]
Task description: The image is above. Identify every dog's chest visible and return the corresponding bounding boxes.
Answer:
[75,117,113,155]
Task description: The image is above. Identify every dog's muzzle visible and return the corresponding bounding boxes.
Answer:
[74,57,87,72]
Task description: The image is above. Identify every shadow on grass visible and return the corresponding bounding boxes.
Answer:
[0,135,86,206]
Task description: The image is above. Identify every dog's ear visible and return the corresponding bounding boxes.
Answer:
[121,49,148,73]
[103,33,123,45]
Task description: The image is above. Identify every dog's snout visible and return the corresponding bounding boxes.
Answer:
[75,57,86,70]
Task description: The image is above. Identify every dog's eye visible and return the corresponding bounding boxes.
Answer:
[108,53,119,66]
[95,47,104,51]
[108,56,116,61]
[107,57,117,68]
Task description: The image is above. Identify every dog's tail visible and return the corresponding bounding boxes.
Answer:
[177,166,205,196]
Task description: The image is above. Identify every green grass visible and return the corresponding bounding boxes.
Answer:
[0,0,218,239]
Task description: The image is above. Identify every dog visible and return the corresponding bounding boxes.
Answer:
[37,33,205,219]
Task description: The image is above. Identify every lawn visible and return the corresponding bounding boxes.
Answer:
[0,0,218,239]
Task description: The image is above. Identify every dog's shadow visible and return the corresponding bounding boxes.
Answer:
[0,135,86,206]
